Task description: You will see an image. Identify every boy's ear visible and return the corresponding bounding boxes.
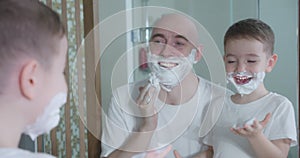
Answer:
[19,60,40,100]
[265,54,278,72]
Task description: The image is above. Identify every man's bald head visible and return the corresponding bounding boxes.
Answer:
[152,13,200,47]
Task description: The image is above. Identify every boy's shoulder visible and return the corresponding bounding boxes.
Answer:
[267,92,291,104]
[0,148,56,158]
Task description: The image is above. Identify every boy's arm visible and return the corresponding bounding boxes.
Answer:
[231,113,291,158]
[247,133,291,158]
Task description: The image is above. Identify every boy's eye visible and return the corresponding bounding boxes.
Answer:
[247,60,256,63]
[227,61,236,63]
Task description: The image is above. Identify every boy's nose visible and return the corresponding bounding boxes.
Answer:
[236,62,246,72]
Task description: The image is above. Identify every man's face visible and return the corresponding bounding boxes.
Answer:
[149,28,195,58]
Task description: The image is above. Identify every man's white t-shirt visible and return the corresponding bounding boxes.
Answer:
[101,77,229,158]
[0,148,55,158]
[203,92,298,158]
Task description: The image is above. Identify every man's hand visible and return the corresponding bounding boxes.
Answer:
[144,145,172,158]
[136,83,160,132]
[173,150,182,158]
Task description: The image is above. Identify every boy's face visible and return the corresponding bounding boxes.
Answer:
[224,38,273,74]
[23,35,68,140]
[35,36,68,118]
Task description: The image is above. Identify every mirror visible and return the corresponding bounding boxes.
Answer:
[99,0,298,157]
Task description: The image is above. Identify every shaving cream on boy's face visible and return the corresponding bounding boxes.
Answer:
[227,71,265,95]
[147,49,197,92]
[23,92,67,140]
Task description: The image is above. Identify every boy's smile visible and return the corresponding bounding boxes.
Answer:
[233,75,253,85]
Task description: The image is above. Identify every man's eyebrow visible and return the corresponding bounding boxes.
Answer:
[175,35,189,42]
[150,33,166,41]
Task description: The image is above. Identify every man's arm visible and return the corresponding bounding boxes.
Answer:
[104,85,160,158]
[107,128,155,158]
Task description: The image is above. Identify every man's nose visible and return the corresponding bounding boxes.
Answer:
[160,44,176,58]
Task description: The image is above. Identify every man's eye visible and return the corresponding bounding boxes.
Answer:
[153,40,162,43]
[175,42,184,46]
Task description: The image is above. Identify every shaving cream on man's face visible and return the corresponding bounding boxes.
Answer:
[227,71,265,95]
[147,49,197,91]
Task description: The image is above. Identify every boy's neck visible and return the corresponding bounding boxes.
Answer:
[231,84,269,104]
[0,111,24,148]
[0,98,28,148]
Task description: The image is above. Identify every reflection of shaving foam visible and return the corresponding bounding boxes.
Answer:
[227,72,265,95]
[232,117,255,129]
[149,72,172,92]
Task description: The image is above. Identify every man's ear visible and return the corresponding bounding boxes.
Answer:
[194,45,203,62]
[19,60,40,100]
[265,54,278,73]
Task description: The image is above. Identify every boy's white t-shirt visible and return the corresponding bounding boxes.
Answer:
[0,148,55,158]
[101,77,229,158]
[203,92,298,158]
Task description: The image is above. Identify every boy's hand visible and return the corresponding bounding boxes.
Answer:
[231,113,271,138]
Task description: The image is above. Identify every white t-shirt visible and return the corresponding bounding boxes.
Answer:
[203,92,298,158]
[0,148,55,158]
[101,77,229,158]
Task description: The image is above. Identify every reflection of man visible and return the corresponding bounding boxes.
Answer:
[101,13,228,158]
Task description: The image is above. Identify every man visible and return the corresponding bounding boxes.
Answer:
[101,13,227,158]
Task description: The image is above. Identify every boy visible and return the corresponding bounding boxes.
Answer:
[0,0,68,157]
[203,18,297,157]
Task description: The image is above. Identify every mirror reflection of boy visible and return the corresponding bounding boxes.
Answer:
[0,0,68,157]
[202,19,297,158]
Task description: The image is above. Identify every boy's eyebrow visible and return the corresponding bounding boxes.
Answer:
[225,54,235,57]
[225,53,260,57]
